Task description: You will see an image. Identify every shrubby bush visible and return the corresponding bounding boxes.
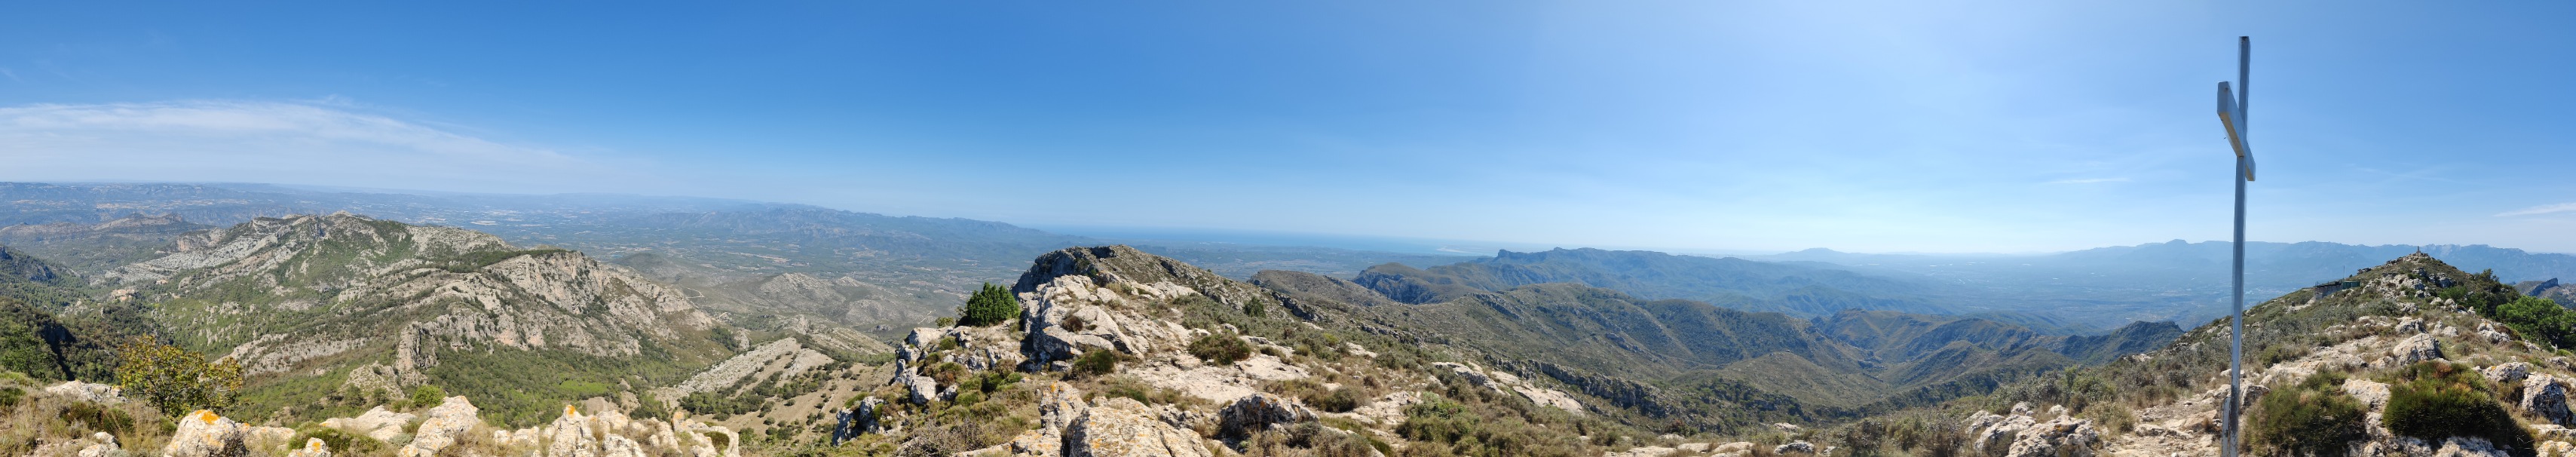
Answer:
[1071,351,1120,379]
[1306,388,1365,413]
[2381,361,2529,454]
[112,336,243,416]
[958,283,1021,327]
[1190,333,1252,365]
[2248,371,2365,457]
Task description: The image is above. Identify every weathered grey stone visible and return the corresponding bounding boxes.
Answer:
[1218,393,1316,439]
[284,438,332,457]
[1065,397,1214,457]
[2527,375,2574,426]
[397,396,478,457]
[323,406,416,441]
[2484,362,2535,384]
[164,409,249,457]
[2344,378,2391,409]
[44,381,124,404]
[1774,440,1817,455]
[2392,334,2444,364]
[2002,416,2100,457]
[75,431,124,457]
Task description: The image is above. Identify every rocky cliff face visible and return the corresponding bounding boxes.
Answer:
[105,213,734,425]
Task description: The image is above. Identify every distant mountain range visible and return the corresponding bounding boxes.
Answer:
[0,182,1470,339]
[14,182,2576,335]
[1758,241,2576,327]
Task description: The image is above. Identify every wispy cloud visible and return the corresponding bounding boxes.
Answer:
[0,100,648,193]
[2045,177,2129,185]
[0,68,19,83]
[2498,203,2576,217]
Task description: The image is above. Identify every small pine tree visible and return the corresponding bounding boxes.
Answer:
[957,283,1021,327]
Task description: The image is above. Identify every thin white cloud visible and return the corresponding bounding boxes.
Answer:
[2498,203,2576,217]
[2045,177,2129,185]
[0,100,649,194]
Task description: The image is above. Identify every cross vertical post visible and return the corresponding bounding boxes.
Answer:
[2214,35,2255,457]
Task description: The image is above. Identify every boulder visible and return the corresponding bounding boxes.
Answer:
[2526,375,2574,426]
[324,406,418,441]
[2485,362,2536,385]
[1218,393,1316,439]
[1040,382,1091,431]
[45,381,124,404]
[2392,334,2444,364]
[2478,322,2514,344]
[602,434,648,457]
[2344,379,2391,409]
[284,438,332,457]
[74,432,123,457]
[835,396,887,443]
[1065,397,1215,457]
[398,396,479,457]
[1774,441,1817,455]
[902,373,941,405]
[1972,413,2036,455]
[2395,317,2427,334]
[1609,446,1678,457]
[547,406,600,457]
[165,409,250,457]
[2001,416,2100,457]
[2434,437,2511,457]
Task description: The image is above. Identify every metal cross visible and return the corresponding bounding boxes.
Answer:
[2214,35,2254,457]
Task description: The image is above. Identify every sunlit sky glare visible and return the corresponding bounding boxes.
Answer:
[3,2,2574,253]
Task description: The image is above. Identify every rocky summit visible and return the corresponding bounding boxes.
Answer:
[11,224,2576,457]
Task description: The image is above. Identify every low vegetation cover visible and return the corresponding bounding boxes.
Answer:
[1188,332,1253,365]
[2247,370,2366,457]
[2381,361,2530,454]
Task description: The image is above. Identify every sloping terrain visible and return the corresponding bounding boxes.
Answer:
[100,213,740,425]
[0,213,217,275]
[1300,274,2177,422]
[0,182,1466,336]
[1781,253,2576,457]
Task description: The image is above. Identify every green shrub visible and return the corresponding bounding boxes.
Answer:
[962,370,1023,394]
[632,392,670,422]
[2248,371,2365,457]
[2382,362,2529,454]
[1306,388,1365,413]
[0,386,21,410]
[113,336,243,416]
[1243,300,1267,318]
[1396,394,1476,443]
[1071,351,1120,379]
[293,424,388,455]
[407,385,446,410]
[922,362,968,385]
[957,284,1022,327]
[1189,333,1252,365]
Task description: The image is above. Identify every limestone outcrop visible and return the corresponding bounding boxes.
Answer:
[1215,393,1316,440]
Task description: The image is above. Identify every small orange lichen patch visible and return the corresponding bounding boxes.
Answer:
[565,404,580,417]
[305,438,326,450]
[195,409,221,424]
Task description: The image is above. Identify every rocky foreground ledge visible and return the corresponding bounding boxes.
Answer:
[32,381,741,457]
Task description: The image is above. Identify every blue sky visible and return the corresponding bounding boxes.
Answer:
[3,2,2573,253]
